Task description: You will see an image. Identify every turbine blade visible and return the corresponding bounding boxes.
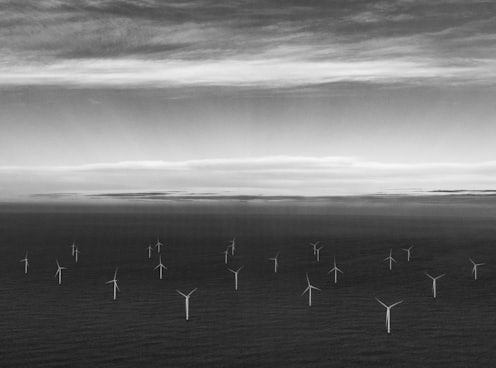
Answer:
[390,300,404,308]
[375,298,387,308]
[188,288,198,296]
[176,290,187,297]
[301,286,310,296]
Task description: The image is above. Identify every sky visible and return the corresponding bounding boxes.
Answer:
[1,0,496,199]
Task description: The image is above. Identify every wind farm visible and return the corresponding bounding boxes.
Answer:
[0,198,495,367]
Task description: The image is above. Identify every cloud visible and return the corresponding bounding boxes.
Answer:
[2,156,496,199]
[0,0,495,88]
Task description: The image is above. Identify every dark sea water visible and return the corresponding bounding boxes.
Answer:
[0,197,495,367]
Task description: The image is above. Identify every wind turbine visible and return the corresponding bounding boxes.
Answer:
[74,247,81,263]
[315,246,324,262]
[106,268,120,300]
[176,288,197,321]
[19,251,29,274]
[70,241,76,256]
[309,241,320,256]
[227,266,244,291]
[222,248,230,265]
[469,258,485,280]
[301,273,321,307]
[375,298,403,334]
[401,245,414,262]
[155,237,164,253]
[54,259,67,285]
[327,256,343,284]
[154,255,167,280]
[384,249,397,271]
[268,252,280,273]
[228,238,236,256]
[425,272,445,298]
[146,243,153,259]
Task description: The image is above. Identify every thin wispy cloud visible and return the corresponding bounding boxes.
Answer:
[0,0,494,88]
[2,156,496,199]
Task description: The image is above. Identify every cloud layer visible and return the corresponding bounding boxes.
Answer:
[2,156,496,199]
[1,0,495,88]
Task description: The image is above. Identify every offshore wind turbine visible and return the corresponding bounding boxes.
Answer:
[309,241,320,256]
[401,245,414,262]
[222,248,230,265]
[146,243,153,259]
[384,249,397,271]
[70,241,76,256]
[106,268,120,300]
[54,259,67,285]
[425,272,445,298]
[176,288,197,321]
[469,258,485,280]
[315,246,324,262]
[155,237,164,253]
[154,255,167,280]
[19,251,29,274]
[74,247,81,263]
[228,238,236,256]
[375,298,403,334]
[301,273,321,307]
[327,256,343,284]
[227,266,244,291]
[268,252,280,273]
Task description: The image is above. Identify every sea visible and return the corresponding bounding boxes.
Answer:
[0,196,494,367]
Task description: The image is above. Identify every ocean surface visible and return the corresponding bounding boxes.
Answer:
[0,197,495,367]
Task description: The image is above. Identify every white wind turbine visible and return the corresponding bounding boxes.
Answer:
[54,259,67,285]
[376,298,403,334]
[228,238,236,256]
[268,252,280,273]
[301,273,321,307]
[146,243,153,259]
[176,288,197,321]
[315,246,324,262]
[222,247,230,265]
[106,268,120,300]
[384,249,397,271]
[70,241,77,256]
[425,272,445,298]
[328,256,343,284]
[227,266,244,291]
[309,241,320,256]
[74,247,81,263]
[401,245,414,262]
[469,258,485,280]
[155,237,164,253]
[154,255,167,279]
[19,251,29,274]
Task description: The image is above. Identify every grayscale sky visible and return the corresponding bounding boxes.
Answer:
[1,0,495,199]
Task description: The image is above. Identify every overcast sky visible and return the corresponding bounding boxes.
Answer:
[1,0,495,199]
